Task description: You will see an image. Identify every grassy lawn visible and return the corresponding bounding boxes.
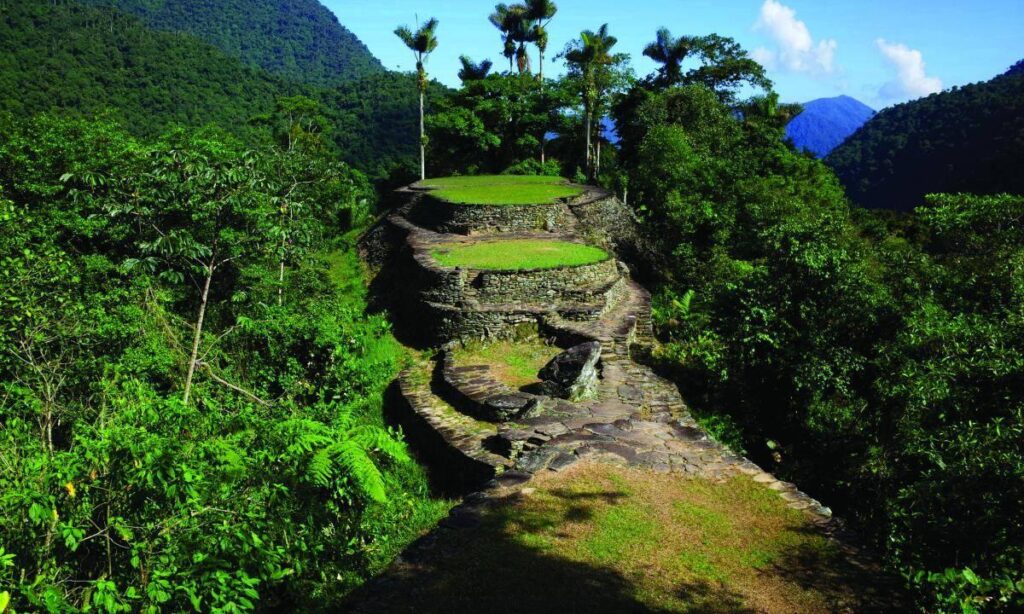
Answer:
[351,462,898,613]
[419,175,582,205]
[432,239,608,270]
[450,338,562,390]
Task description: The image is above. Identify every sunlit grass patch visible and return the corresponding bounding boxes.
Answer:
[420,175,582,205]
[431,239,608,271]
[449,338,561,389]
[420,175,569,188]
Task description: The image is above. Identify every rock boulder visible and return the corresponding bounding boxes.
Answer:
[538,341,601,400]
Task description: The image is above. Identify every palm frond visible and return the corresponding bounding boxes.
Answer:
[393,26,415,49]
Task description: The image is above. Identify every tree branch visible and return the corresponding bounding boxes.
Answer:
[197,361,271,407]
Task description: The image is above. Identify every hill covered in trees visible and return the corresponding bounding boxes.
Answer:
[77,0,383,86]
[0,1,297,141]
[827,64,1024,210]
[0,1,430,178]
[785,95,874,157]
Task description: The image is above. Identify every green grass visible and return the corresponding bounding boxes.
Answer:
[431,239,608,271]
[420,175,570,188]
[450,338,562,389]
[346,462,896,612]
[419,175,583,205]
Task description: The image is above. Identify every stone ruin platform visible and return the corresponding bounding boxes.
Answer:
[350,178,905,610]
[360,179,833,524]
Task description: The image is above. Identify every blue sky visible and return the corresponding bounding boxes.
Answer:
[323,0,1023,108]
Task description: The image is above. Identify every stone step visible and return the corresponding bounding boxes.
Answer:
[394,365,511,477]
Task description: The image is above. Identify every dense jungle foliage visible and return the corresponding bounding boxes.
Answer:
[1,0,1022,611]
[827,64,1024,210]
[614,73,1024,614]
[77,0,383,86]
[0,1,438,180]
[0,112,449,611]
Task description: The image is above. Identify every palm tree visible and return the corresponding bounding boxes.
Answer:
[489,4,517,72]
[524,0,557,81]
[643,27,691,87]
[490,3,534,74]
[564,24,619,178]
[458,55,493,83]
[394,17,439,181]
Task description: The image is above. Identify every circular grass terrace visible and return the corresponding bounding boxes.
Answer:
[419,175,583,206]
[431,238,609,271]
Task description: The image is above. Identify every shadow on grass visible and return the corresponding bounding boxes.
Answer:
[672,579,756,614]
[764,525,907,612]
[341,487,847,614]
[342,494,672,613]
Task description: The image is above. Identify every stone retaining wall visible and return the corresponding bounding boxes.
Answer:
[421,303,547,345]
[383,378,503,493]
[568,191,652,270]
[465,258,618,304]
[408,194,576,235]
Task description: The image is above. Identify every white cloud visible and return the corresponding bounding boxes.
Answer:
[753,0,837,75]
[875,39,943,101]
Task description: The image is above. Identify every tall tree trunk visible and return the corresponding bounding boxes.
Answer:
[183,265,213,405]
[419,89,426,181]
[596,139,602,178]
[516,45,530,75]
[278,215,287,307]
[539,49,544,81]
[584,109,592,179]
[278,259,285,307]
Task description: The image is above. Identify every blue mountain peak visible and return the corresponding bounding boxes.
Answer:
[785,95,875,158]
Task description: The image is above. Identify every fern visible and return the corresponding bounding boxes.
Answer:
[333,440,387,504]
[351,426,410,464]
[306,447,334,488]
[287,413,409,503]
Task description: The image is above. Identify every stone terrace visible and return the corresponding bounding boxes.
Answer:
[360,179,833,522]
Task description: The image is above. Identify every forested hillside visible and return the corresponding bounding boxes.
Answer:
[77,0,383,86]
[0,1,297,141]
[0,1,433,179]
[827,64,1024,210]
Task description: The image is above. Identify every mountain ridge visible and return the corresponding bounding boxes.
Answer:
[77,0,384,86]
[0,1,425,177]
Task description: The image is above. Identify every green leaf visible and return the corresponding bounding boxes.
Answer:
[962,568,980,586]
